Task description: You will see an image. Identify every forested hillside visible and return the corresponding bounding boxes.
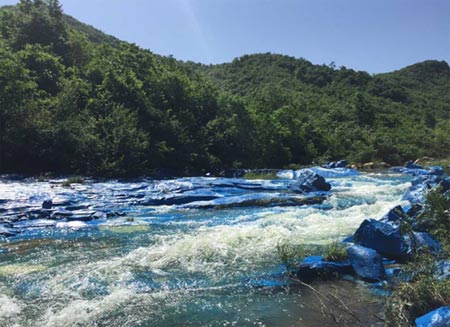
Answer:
[0,0,449,177]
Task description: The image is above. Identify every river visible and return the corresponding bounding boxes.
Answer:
[0,170,412,326]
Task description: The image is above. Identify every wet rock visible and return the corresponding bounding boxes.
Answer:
[415,306,450,327]
[140,193,221,206]
[290,169,331,193]
[51,210,73,219]
[182,193,325,209]
[429,166,445,176]
[347,245,386,282]
[42,200,52,209]
[295,256,353,283]
[353,219,412,260]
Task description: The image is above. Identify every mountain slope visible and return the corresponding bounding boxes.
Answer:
[0,1,449,176]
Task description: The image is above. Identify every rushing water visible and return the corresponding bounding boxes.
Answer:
[0,170,412,326]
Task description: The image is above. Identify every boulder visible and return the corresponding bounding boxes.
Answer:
[353,219,412,260]
[415,307,450,327]
[42,200,53,209]
[347,245,386,282]
[290,169,331,193]
[295,256,353,283]
[413,232,441,253]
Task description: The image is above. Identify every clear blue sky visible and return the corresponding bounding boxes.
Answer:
[3,0,450,73]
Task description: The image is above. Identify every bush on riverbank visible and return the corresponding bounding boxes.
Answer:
[385,186,450,326]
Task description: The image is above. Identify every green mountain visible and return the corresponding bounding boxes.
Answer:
[0,0,449,176]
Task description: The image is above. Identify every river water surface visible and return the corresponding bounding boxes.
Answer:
[0,170,412,326]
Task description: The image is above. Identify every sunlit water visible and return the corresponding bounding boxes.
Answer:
[0,171,412,326]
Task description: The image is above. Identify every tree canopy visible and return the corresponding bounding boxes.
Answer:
[0,0,449,176]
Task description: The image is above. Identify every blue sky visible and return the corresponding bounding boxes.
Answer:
[2,0,450,73]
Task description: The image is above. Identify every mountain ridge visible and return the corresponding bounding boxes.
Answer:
[0,1,449,176]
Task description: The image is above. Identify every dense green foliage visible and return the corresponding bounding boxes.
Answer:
[0,0,449,176]
[385,188,450,326]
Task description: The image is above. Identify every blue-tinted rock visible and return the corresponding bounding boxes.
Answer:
[336,160,348,168]
[347,245,386,282]
[140,193,221,206]
[429,166,445,176]
[295,256,353,283]
[353,219,411,260]
[42,200,53,209]
[182,193,325,209]
[436,261,450,280]
[415,307,450,327]
[413,232,442,253]
[290,169,331,193]
[342,236,353,243]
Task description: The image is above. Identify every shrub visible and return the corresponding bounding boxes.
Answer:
[323,241,348,262]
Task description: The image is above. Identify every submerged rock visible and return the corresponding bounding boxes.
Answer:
[182,193,326,209]
[140,193,221,206]
[290,169,331,194]
[415,306,450,327]
[295,256,353,283]
[347,245,386,282]
[353,219,411,260]
[42,200,53,209]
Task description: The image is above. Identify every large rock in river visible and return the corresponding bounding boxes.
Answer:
[347,245,386,282]
[295,256,353,283]
[290,169,331,194]
[353,219,412,260]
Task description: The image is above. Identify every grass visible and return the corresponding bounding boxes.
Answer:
[323,241,348,262]
[384,256,450,326]
[276,241,309,271]
[61,176,85,187]
[243,171,278,180]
